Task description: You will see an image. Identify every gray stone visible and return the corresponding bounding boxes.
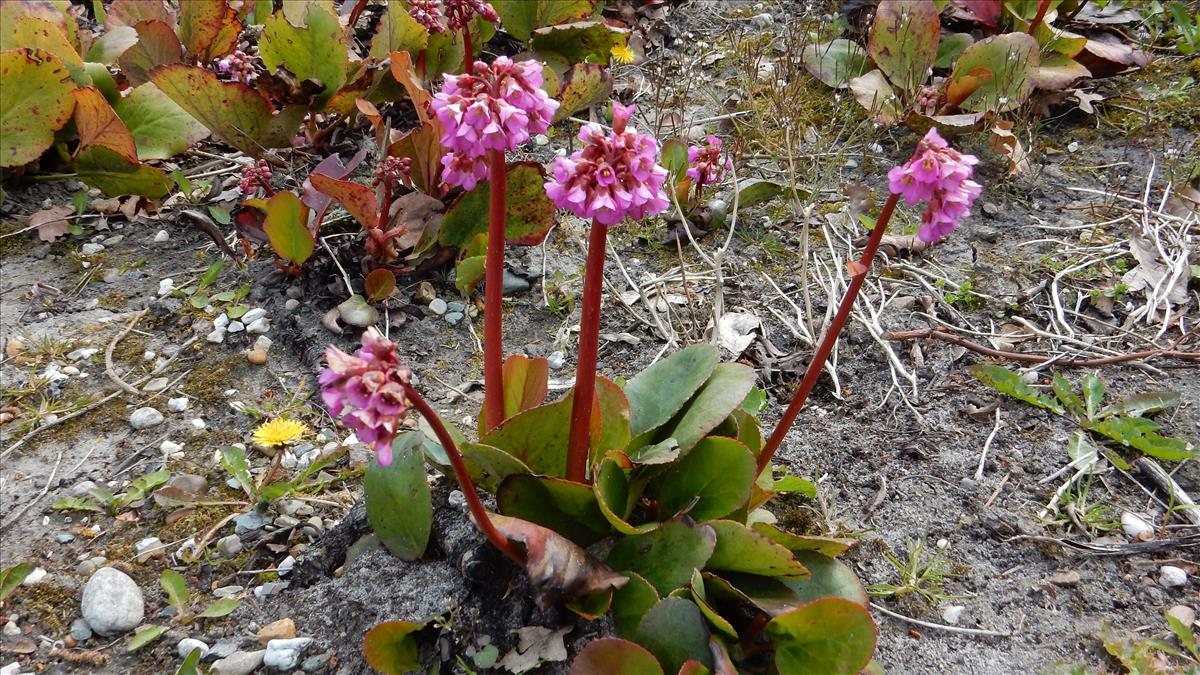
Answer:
[277,556,296,576]
[154,229,170,242]
[1161,565,1189,588]
[178,638,210,659]
[129,407,164,429]
[211,650,266,675]
[70,617,93,641]
[206,328,227,344]
[67,348,99,361]
[301,650,332,672]
[253,581,289,599]
[210,639,239,658]
[444,311,463,326]
[501,270,531,295]
[284,299,300,312]
[446,301,465,313]
[2,621,18,637]
[227,321,245,333]
[80,567,144,636]
[142,377,169,393]
[241,308,268,324]
[274,515,300,529]
[102,235,124,247]
[547,351,565,369]
[80,243,105,255]
[286,286,304,299]
[55,533,75,544]
[264,637,312,670]
[429,298,448,315]
[75,560,96,576]
[217,534,243,558]
[213,585,243,598]
[135,537,165,563]
[214,313,230,329]
[234,512,265,535]
[70,480,98,497]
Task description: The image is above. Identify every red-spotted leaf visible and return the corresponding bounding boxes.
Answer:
[868,0,940,94]
[946,33,1039,113]
[489,513,628,608]
[177,0,240,63]
[363,620,423,675]
[766,598,877,674]
[75,145,172,199]
[262,191,313,265]
[106,0,176,30]
[308,173,378,229]
[73,87,138,162]
[119,19,184,86]
[365,268,396,301]
[369,0,428,60]
[553,62,612,122]
[259,4,348,107]
[2,17,89,85]
[570,638,664,675]
[114,83,209,160]
[1,2,78,50]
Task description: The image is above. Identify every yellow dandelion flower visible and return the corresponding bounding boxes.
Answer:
[611,44,636,65]
[252,419,309,447]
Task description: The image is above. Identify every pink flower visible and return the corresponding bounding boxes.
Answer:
[374,156,413,189]
[545,101,670,226]
[685,135,731,188]
[217,50,257,85]
[319,328,413,466]
[887,128,981,243]
[407,0,498,33]
[239,160,272,195]
[431,57,559,189]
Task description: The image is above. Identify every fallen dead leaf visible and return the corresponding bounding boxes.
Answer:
[29,205,74,242]
[497,626,570,673]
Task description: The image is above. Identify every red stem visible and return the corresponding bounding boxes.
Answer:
[377,180,393,232]
[565,220,608,484]
[463,24,474,73]
[404,385,526,565]
[256,175,275,196]
[1029,0,1052,34]
[482,150,507,433]
[756,193,900,475]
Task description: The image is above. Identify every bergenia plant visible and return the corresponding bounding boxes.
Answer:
[432,56,559,432]
[685,134,732,201]
[545,101,669,482]
[408,0,499,70]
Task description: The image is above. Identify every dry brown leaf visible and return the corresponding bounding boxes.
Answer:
[490,513,628,608]
[989,121,1030,175]
[30,205,74,242]
[497,626,570,673]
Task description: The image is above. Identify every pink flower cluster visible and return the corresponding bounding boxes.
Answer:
[239,160,272,195]
[320,328,414,466]
[407,0,498,34]
[431,57,559,190]
[545,102,670,226]
[686,135,731,188]
[374,156,413,188]
[217,50,257,85]
[887,128,982,243]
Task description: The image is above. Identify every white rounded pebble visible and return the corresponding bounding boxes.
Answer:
[241,308,267,324]
[284,299,300,311]
[1161,566,1189,588]
[129,407,165,429]
[158,279,175,296]
[80,243,105,255]
[178,638,210,659]
[1122,512,1155,540]
[245,318,270,334]
[22,568,48,585]
[80,567,144,636]
[190,418,206,430]
[168,397,190,412]
[263,637,312,670]
[429,298,448,315]
[161,440,184,454]
[227,321,245,333]
[154,230,170,242]
[206,328,226,344]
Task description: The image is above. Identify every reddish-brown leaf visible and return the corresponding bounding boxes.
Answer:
[177,0,240,63]
[365,268,397,301]
[490,513,628,608]
[30,205,73,243]
[308,173,379,229]
[73,87,138,162]
[119,19,184,86]
[105,0,176,30]
[301,148,369,213]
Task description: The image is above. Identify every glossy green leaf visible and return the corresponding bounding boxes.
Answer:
[705,520,809,579]
[971,365,1062,413]
[0,48,77,168]
[766,598,877,675]
[259,5,347,106]
[127,625,169,652]
[785,551,870,605]
[593,451,657,535]
[369,0,428,60]
[198,597,239,618]
[689,570,737,638]
[176,642,203,675]
[478,354,550,433]
[114,83,208,160]
[650,437,755,521]
[660,363,756,452]
[221,446,254,499]
[606,519,716,595]
[1051,373,1084,417]
[553,62,612,122]
[497,474,611,546]
[801,39,870,88]
[481,395,572,477]
[76,145,172,199]
[935,32,975,69]
[118,19,184,86]
[868,0,940,93]
[1081,373,1105,418]
[1098,391,1180,419]
[0,563,33,601]
[363,620,423,675]
[660,138,688,181]
[365,433,432,560]
[751,524,856,558]
[440,162,557,248]
[946,33,1039,113]
[624,344,719,437]
[454,255,486,295]
[262,191,314,265]
[569,637,664,675]
[176,0,240,63]
[611,571,658,638]
[52,496,105,513]
[493,0,599,41]
[635,597,713,673]
[531,20,628,65]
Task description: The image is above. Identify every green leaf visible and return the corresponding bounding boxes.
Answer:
[365,268,396,302]
[118,19,184,87]
[649,437,755,522]
[477,354,551,434]
[150,64,304,156]
[740,387,767,414]
[87,25,139,64]
[1098,391,1181,419]
[259,5,347,107]
[935,32,975,69]
[337,294,379,327]
[689,569,737,639]
[1084,417,1198,461]
[606,519,716,595]
[363,620,423,675]
[221,446,255,499]
[635,597,713,673]
[660,138,689,181]
[0,48,78,168]
[262,191,314,266]
[209,205,232,225]
[176,0,240,63]
[752,524,856,559]
[1081,373,1105,419]
[197,597,239,618]
[493,0,599,41]
[2,17,89,85]
[946,32,1039,113]
[454,255,485,295]
[970,365,1062,413]
[160,568,189,613]
[1167,611,1200,660]
[114,83,209,160]
[176,643,203,675]
[766,598,877,674]
[481,395,572,478]
[774,475,817,497]
[611,571,658,638]
[118,468,172,506]
[365,433,432,560]
[439,162,558,248]
[369,1,428,60]
[553,62,613,122]
[784,551,871,605]
[497,474,611,546]
[624,344,719,438]
[1051,373,1084,418]
[593,451,657,535]
[867,0,940,93]
[458,442,532,492]
[1034,52,1091,90]
[531,20,628,65]
[127,625,169,652]
[659,362,757,452]
[75,145,173,199]
[569,638,664,675]
[704,520,810,578]
[198,259,224,290]
[0,563,32,601]
[52,496,105,513]
[801,39,871,88]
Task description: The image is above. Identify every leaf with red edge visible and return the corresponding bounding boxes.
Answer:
[106,0,176,30]
[440,162,558,248]
[2,16,89,85]
[301,148,369,212]
[259,4,348,107]
[119,19,184,86]
[868,0,940,94]
[570,638,664,675]
[0,2,77,50]
[75,146,172,199]
[946,33,1039,113]
[73,87,138,162]
[478,354,550,433]
[365,268,396,301]
[362,620,422,674]
[114,83,209,160]
[1076,32,1152,78]
[262,191,314,265]
[30,206,73,243]
[489,513,628,608]
[308,173,378,229]
[86,26,139,65]
[177,0,240,63]
[1034,53,1091,91]
[149,63,303,156]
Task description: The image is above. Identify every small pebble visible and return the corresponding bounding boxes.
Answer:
[214,313,230,329]
[211,649,266,675]
[168,397,189,413]
[252,336,273,352]
[70,618,93,641]
[61,366,80,376]
[242,308,267,324]
[247,349,268,365]
[1121,512,1154,541]
[2,622,19,637]
[286,286,304,299]
[154,230,170,242]
[102,269,120,283]
[75,560,97,576]
[160,440,184,455]
[284,298,300,311]
[213,585,244,598]
[227,321,245,333]
[142,377,169,393]
[129,407,165,430]
[1168,605,1196,626]
[263,637,312,670]
[178,638,210,659]
[55,533,75,544]
[158,279,175,296]
[256,618,296,645]
[22,568,47,585]
[253,581,289,599]
[143,350,156,361]
[412,281,436,305]
[547,351,565,369]
[67,348,99,361]
[449,490,467,508]
[206,328,227,344]
[234,511,265,534]
[444,311,463,326]
[80,243,105,255]
[245,318,270,334]
[190,418,207,430]
[941,605,965,625]
[1048,569,1081,586]
[135,537,164,563]
[217,535,243,558]
[429,298,448,315]
[80,567,144,636]
[1161,565,1189,588]
[501,270,531,295]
